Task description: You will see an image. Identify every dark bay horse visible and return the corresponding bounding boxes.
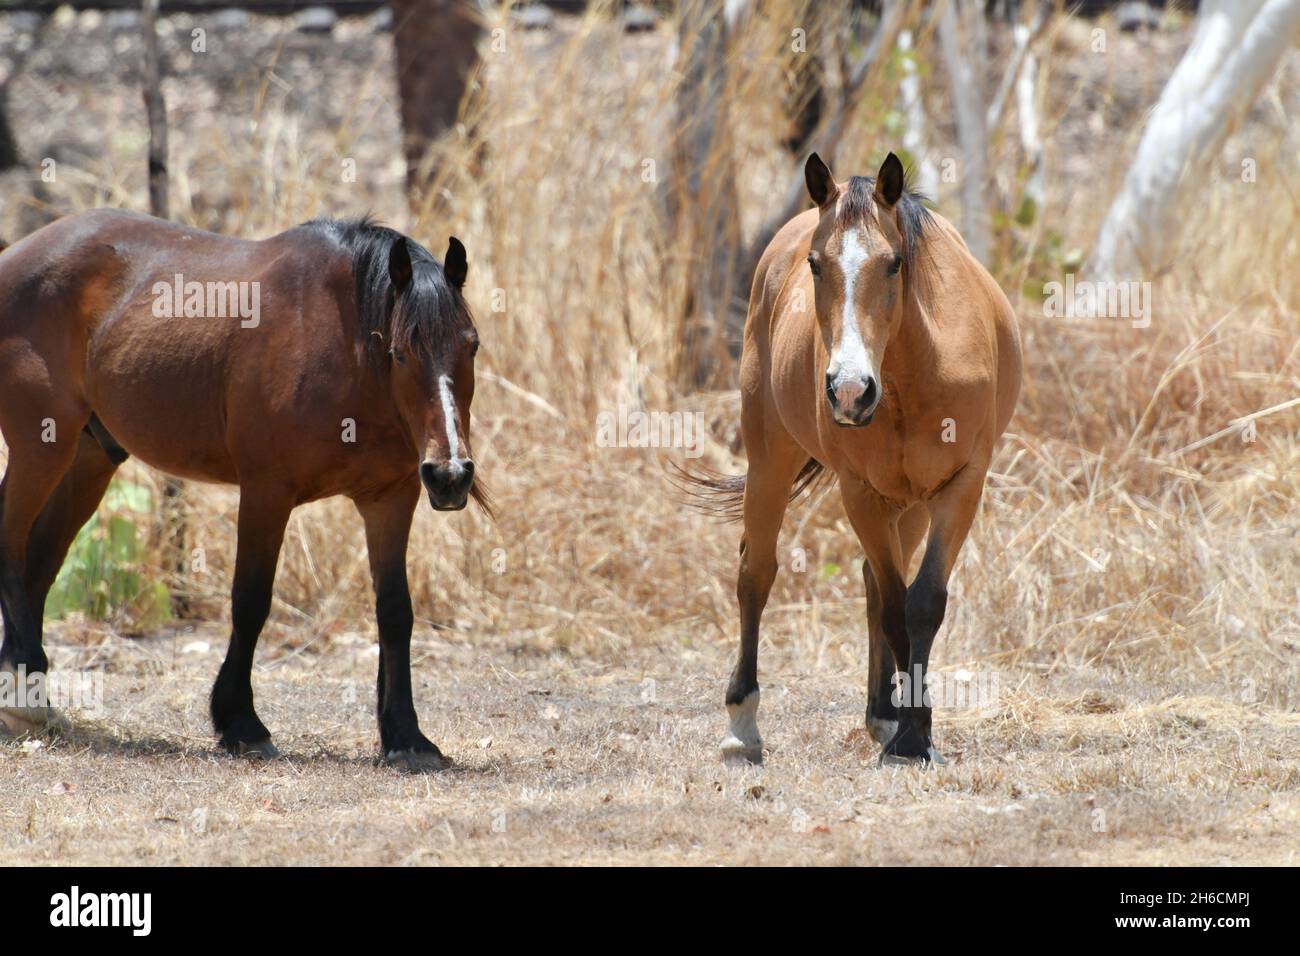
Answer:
[691,153,1022,766]
[0,209,486,770]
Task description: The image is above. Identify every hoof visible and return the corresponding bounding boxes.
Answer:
[878,714,946,767]
[0,706,71,737]
[720,736,763,766]
[867,716,898,745]
[384,747,451,773]
[878,747,947,767]
[234,738,281,760]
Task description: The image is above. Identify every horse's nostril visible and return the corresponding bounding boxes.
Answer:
[825,372,837,404]
[863,377,878,407]
[461,460,475,484]
[419,461,437,486]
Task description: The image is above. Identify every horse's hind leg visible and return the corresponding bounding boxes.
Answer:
[210,486,292,758]
[721,440,805,765]
[839,481,912,755]
[0,408,86,732]
[0,431,120,735]
[866,503,928,744]
[24,429,123,621]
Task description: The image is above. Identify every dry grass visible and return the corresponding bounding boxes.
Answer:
[0,3,1296,865]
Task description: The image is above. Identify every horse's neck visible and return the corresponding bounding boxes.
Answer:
[883,280,941,392]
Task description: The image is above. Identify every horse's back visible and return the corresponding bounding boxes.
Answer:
[0,210,160,420]
[0,209,359,487]
[0,209,260,334]
[745,207,818,347]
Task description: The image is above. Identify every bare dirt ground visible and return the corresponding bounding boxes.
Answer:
[3,622,1295,866]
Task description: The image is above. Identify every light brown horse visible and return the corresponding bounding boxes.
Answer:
[692,153,1021,765]
[0,209,486,770]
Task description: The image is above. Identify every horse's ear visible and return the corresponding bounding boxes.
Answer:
[388,237,413,293]
[805,152,837,208]
[874,152,905,208]
[444,236,468,289]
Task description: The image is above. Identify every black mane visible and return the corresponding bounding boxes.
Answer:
[301,215,472,365]
[836,170,935,274]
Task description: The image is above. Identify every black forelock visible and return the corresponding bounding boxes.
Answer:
[834,169,935,274]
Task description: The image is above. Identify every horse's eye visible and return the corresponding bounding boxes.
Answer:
[391,348,406,366]
[470,339,480,358]
[808,255,821,278]
[888,254,903,277]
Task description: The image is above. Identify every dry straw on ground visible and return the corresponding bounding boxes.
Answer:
[0,3,1295,864]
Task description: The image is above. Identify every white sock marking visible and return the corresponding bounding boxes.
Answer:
[722,689,762,753]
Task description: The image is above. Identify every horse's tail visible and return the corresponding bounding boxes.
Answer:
[669,457,828,522]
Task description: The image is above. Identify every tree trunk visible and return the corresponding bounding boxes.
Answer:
[938,0,991,265]
[0,85,19,173]
[0,14,51,173]
[897,29,939,199]
[728,0,908,355]
[142,0,169,220]
[1014,22,1044,219]
[142,0,188,617]
[670,0,743,388]
[1088,0,1300,283]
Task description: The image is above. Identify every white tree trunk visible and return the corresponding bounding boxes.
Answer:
[1089,0,1300,283]
[938,0,991,264]
[1015,25,1044,217]
[897,29,940,199]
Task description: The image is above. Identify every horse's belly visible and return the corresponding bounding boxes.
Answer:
[85,319,239,484]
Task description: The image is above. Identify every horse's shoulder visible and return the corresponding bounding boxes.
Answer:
[745,209,815,332]
[914,213,1022,420]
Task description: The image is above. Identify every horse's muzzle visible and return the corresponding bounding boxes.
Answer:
[826,371,879,427]
[421,458,475,511]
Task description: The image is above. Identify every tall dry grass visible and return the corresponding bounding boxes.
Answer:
[0,3,1295,714]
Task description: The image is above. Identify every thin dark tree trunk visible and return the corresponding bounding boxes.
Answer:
[670,0,742,388]
[142,0,169,220]
[729,0,908,348]
[0,85,19,173]
[0,14,50,173]
[142,0,188,617]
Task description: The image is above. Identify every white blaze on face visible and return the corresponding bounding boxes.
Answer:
[830,228,873,396]
[438,374,466,468]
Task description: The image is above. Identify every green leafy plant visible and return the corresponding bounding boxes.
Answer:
[45,479,172,630]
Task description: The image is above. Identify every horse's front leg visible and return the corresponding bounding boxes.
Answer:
[356,481,448,772]
[887,464,988,766]
[211,485,293,757]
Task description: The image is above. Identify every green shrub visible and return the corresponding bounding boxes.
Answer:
[45,479,172,630]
